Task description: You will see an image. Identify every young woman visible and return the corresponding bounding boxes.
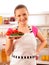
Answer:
[5,4,47,65]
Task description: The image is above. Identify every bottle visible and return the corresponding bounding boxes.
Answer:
[1,44,7,63]
[0,16,3,24]
[4,17,9,24]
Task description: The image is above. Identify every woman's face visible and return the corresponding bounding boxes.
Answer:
[15,8,29,25]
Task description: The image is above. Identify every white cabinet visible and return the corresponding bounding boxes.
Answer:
[37,25,49,64]
[37,25,49,38]
[0,24,16,63]
[0,24,16,45]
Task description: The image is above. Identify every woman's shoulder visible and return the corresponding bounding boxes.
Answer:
[30,25,38,36]
[29,25,38,30]
[32,25,38,30]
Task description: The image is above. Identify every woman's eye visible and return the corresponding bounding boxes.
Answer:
[18,15,21,17]
[23,13,26,16]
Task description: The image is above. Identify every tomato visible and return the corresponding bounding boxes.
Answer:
[6,28,13,36]
[13,29,18,34]
[6,31,11,36]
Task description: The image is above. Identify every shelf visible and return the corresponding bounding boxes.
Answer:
[36,38,49,40]
[0,24,16,29]
[37,25,49,27]
[37,60,49,64]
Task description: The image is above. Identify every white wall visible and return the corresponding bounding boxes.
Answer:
[0,0,49,25]
[28,15,46,25]
[0,0,49,16]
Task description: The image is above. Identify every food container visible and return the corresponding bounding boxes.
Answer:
[0,16,3,24]
[3,17,9,24]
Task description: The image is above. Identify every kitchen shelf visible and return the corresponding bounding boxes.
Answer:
[37,25,49,27]
[37,60,49,64]
[36,25,49,65]
[0,24,16,28]
[0,24,49,65]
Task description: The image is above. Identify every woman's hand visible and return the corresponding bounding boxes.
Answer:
[5,36,14,56]
[36,50,39,55]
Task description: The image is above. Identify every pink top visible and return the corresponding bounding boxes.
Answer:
[32,26,38,37]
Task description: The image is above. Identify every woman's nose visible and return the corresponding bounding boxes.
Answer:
[21,15,24,20]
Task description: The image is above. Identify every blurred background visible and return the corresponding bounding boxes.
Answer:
[0,0,49,65]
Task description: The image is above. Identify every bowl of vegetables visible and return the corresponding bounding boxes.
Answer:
[6,28,24,39]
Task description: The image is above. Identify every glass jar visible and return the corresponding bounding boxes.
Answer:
[1,44,7,63]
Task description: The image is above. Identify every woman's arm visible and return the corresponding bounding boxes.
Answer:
[36,30,47,55]
[5,36,14,56]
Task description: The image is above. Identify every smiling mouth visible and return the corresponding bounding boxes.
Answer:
[21,21,25,22]
[20,19,25,22]
[21,18,27,22]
